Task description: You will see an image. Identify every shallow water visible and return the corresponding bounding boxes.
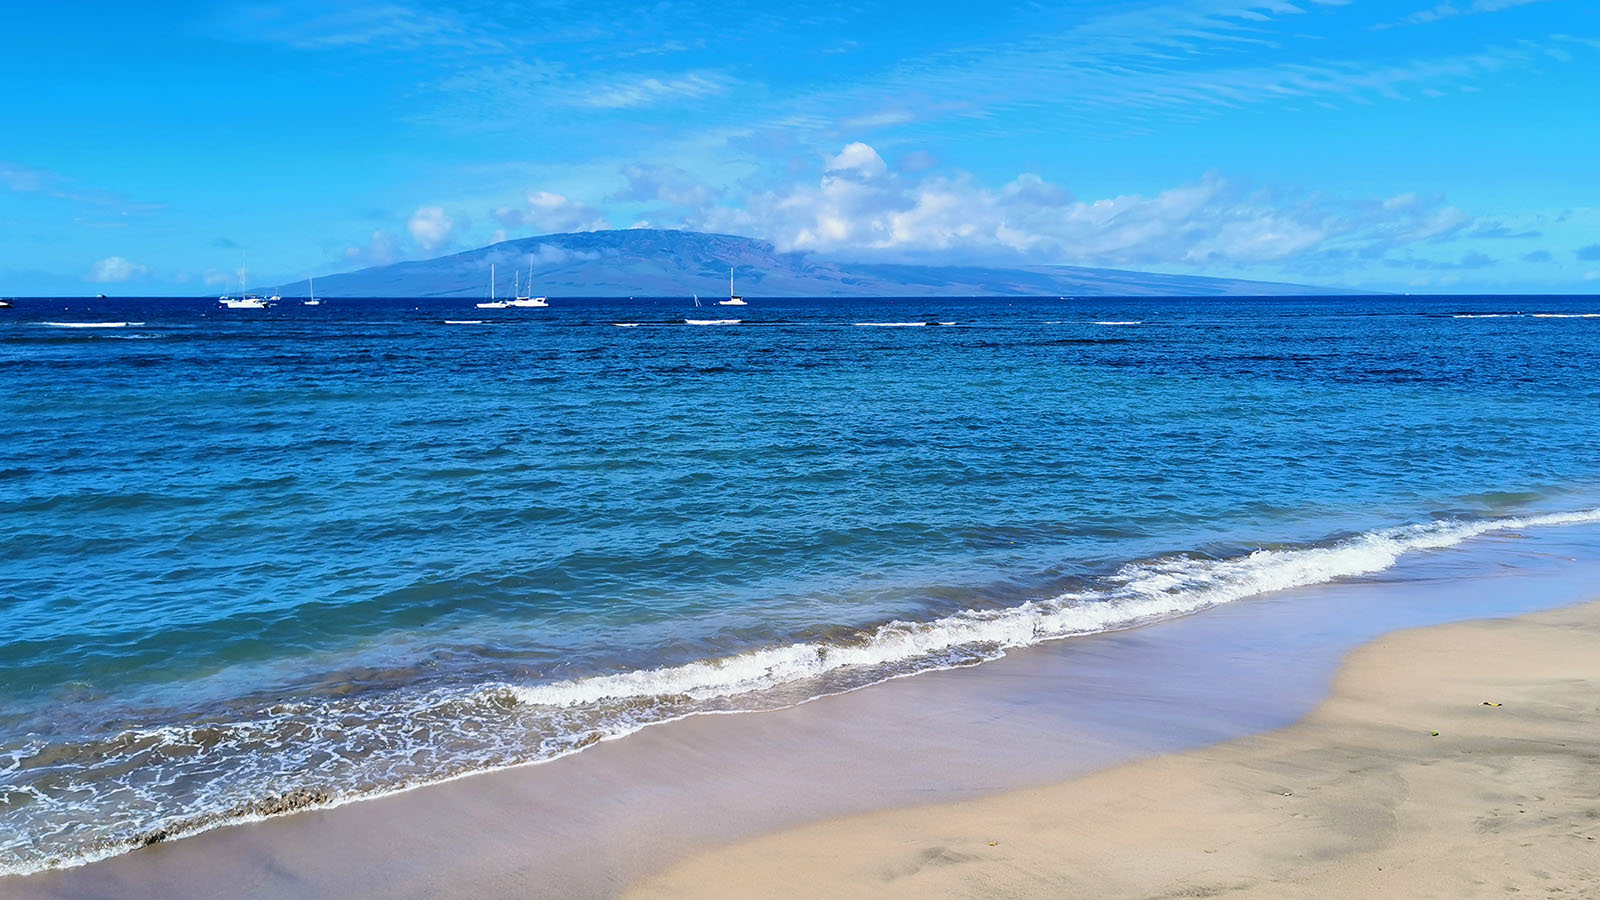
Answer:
[2,294,1599,872]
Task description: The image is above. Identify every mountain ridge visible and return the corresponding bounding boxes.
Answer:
[271,229,1364,298]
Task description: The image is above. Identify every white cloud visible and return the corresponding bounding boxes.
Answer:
[607,164,718,208]
[407,205,458,252]
[824,142,888,179]
[693,142,1493,272]
[343,229,402,266]
[492,191,609,235]
[85,256,148,282]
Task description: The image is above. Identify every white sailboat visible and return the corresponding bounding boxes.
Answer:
[506,257,548,307]
[719,267,747,306]
[220,263,270,309]
[476,263,509,308]
[303,276,321,305]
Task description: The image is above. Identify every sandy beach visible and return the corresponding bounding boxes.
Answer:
[631,600,1600,900]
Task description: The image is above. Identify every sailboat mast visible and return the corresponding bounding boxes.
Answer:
[491,263,495,301]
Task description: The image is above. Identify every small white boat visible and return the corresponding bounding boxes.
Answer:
[303,276,321,305]
[476,264,510,308]
[718,267,747,305]
[686,318,740,325]
[507,258,548,306]
[220,263,272,309]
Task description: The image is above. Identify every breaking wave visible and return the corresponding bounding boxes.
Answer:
[4,507,1599,877]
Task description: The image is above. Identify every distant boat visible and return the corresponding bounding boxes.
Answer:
[476,263,509,308]
[303,276,321,305]
[0,299,13,309]
[220,262,271,309]
[693,293,701,308]
[506,257,548,307]
[685,318,740,325]
[718,268,747,305]
[96,293,108,299]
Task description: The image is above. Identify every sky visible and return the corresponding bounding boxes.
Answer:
[2,0,1598,295]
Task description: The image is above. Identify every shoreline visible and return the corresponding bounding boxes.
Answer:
[630,599,1600,899]
[8,526,1600,899]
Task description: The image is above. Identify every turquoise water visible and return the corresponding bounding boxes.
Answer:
[3,295,1599,872]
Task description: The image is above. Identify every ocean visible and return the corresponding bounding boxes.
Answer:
[3,294,1599,874]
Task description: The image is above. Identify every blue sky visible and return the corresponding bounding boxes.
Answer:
[2,0,1597,294]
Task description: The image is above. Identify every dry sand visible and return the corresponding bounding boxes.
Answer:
[630,600,1600,900]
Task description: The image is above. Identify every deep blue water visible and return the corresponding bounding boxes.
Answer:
[3,294,1600,872]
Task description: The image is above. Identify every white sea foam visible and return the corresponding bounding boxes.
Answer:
[1530,313,1600,318]
[1453,313,1521,319]
[613,322,642,327]
[42,321,142,328]
[685,319,740,325]
[1094,320,1142,326]
[853,322,927,327]
[510,508,1600,709]
[9,507,1600,878]
[443,319,484,325]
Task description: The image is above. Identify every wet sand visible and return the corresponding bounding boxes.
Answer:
[8,527,1599,899]
[631,599,1600,900]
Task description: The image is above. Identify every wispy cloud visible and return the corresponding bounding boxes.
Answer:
[1374,0,1554,30]
[209,2,488,51]
[606,164,720,207]
[85,256,149,283]
[342,230,403,267]
[1,161,141,209]
[782,29,1577,141]
[577,73,726,109]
